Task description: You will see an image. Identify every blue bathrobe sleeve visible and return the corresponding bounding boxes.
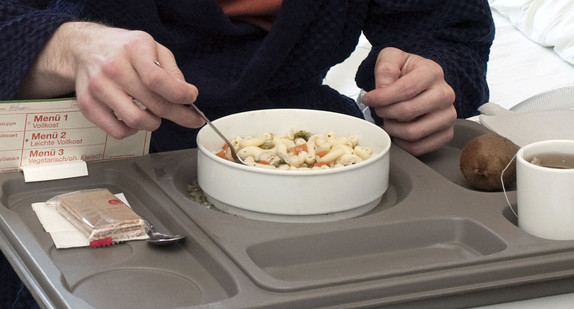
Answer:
[357,0,495,118]
[0,0,80,98]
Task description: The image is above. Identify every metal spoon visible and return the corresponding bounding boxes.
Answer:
[146,223,185,246]
[189,104,247,165]
[152,60,245,165]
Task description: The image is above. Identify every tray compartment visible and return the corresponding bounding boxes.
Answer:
[68,269,202,309]
[0,162,237,308]
[418,120,518,191]
[142,146,413,221]
[246,217,507,284]
[6,120,574,308]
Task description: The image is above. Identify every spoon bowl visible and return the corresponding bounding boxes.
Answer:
[146,224,185,246]
[189,104,247,165]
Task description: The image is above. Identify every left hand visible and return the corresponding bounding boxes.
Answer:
[361,47,457,156]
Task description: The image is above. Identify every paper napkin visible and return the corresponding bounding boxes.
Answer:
[32,193,148,249]
[478,102,574,147]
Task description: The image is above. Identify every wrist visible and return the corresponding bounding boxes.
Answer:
[17,22,97,99]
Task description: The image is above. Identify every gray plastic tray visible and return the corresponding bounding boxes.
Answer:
[2,119,574,309]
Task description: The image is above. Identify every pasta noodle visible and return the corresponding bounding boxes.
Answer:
[214,129,376,170]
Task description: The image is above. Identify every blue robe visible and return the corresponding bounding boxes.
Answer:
[1,0,494,151]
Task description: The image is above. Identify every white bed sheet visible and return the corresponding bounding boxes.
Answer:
[487,9,574,110]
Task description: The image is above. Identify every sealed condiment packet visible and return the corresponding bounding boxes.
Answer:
[48,188,147,246]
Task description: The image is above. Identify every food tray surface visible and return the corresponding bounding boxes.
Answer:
[2,120,574,308]
[0,162,238,309]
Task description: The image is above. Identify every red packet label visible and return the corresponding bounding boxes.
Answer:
[89,237,113,248]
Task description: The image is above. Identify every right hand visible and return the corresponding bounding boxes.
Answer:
[19,22,204,139]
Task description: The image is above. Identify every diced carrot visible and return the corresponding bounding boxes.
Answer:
[216,150,229,160]
[222,143,230,149]
[313,161,329,168]
[293,144,308,155]
[259,160,270,165]
[317,150,329,157]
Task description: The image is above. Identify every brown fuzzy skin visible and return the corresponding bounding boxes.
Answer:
[459,133,519,191]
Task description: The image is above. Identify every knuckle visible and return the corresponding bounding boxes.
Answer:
[425,59,445,78]
[444,126,455,141]
[407,146,425,157]
[158,44,175,59]
[447,107,457,123]
[441,103,458,126]
[110,127,141,140]
[75,96,93,115]
[148,101,170,117]
[403,125,424,142]
[402,83,420,98]
[397,103,419,121]
[394,139,422,157]
[373,107,385,120]
[442,86,456,106]
[165,86,189,102]
[124,31,155,51]
[86,75,107,95]
[140,70,162,88]
[100,58,123,80]
[110,130,131,140]
[375,61,400,78]
[120,111,147,128]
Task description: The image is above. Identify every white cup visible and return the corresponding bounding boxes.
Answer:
[516,140,574,240]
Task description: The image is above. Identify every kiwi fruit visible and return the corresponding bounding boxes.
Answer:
[459,133,519,191]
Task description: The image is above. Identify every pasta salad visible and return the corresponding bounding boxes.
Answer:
[214,129,375,170]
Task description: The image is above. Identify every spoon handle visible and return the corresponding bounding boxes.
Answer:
[189,104,241,162]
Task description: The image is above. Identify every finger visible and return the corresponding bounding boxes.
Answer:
[95,81,161,132]
[82,68,163,132]
[382,105,456,143]
[129,59,204,128]
[392,126,454,157]
[76,90,139,139]
[96,47,203,129]
[373,83,451,122]
[118,32,198,105]
[362,50,430,109]
[360,49,404,109]
[374,47,408,89]
[365,60,442,109]
[155,45,186,81]
[132,45,199,105]
[139,97,206,129]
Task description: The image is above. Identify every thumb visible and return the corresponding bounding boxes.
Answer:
[374,47,408,89]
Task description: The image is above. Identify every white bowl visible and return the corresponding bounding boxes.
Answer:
[196,109,391,222]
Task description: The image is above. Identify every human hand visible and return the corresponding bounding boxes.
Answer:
[361,47,456,156]
[20,22,204,139]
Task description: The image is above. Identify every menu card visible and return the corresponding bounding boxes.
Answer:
[0,98,151,173]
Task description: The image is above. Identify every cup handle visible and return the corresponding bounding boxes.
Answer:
[502,154,518,217]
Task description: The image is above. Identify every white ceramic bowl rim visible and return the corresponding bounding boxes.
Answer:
[196,109,391,176]
[196,108,392,220]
